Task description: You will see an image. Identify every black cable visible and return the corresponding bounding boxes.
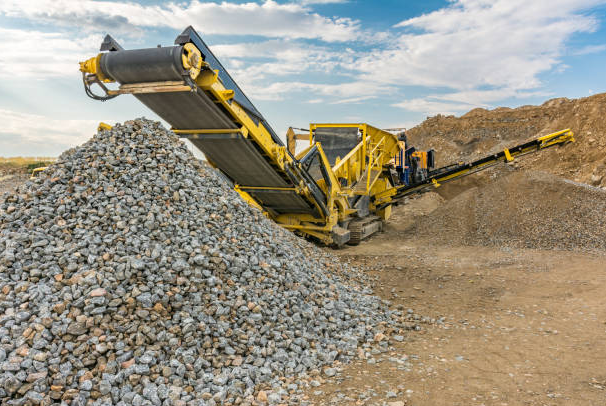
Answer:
[82,72,118,102]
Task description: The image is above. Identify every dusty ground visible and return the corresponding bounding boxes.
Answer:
[0,165,28,195]
[308,196,606,406]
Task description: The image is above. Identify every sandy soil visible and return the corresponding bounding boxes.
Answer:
[306,198,606,406]
[0,167,28,195]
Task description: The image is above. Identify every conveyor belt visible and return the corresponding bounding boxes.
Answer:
[100,46,239,131]
[135,91,238,131]
[187,133,287,187]
[376,128,575,208]
[96,33,321,216]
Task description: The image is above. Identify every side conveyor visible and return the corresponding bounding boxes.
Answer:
[375,129,575,207]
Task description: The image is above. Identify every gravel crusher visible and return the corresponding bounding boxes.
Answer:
[79,26,574,246]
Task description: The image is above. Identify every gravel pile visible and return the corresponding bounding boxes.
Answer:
[410,170,606,250]
[0,119,409,405]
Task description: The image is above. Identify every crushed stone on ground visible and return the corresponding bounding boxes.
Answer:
[408,169,606,251]
[0,119,417,405]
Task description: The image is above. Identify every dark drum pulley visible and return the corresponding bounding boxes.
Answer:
[99,46,188,84]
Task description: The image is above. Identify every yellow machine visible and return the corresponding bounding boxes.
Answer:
[79,26,574,246]
[30,167,47,180]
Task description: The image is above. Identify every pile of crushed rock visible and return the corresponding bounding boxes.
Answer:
[410,170,606,251]
[0,119,413,405]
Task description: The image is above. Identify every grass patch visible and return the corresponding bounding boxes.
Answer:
[0,157,57,173]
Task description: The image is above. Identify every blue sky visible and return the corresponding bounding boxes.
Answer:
[0,0,605,156]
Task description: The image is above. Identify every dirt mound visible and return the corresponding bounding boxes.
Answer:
[409,170,606,251]
[406,92,606,187]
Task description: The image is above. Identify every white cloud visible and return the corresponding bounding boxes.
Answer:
[299,0,348,4]
[393,89,553,116]
[242,80,395,101]
[213,40,371,102]
[377,0,606,115]
[331,95,378,104]
[213,0,606,113]
[392,99,474,116]
[0,27,101,78]
[0,0,360,42]
[432,88,551,106]
[571,44,606,55]
[3,0,597,104]
[212,40,356,81]
[367,0,603,91]
[0,108,100,155]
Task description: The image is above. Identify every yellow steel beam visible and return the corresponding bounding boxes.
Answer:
[237,186,297,191]
[172,128,244,134]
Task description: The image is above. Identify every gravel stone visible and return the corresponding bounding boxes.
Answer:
[416,170,606,250]
[268,392,282,404]
[0,118,406,404]
[324,368,337,377]
[80,380,93,391]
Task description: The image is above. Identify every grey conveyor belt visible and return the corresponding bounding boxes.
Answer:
[99,46,239,131]
[98,45,319,216]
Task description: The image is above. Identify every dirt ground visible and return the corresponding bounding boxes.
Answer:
[308,196,606,406]
[0,165,28,196]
